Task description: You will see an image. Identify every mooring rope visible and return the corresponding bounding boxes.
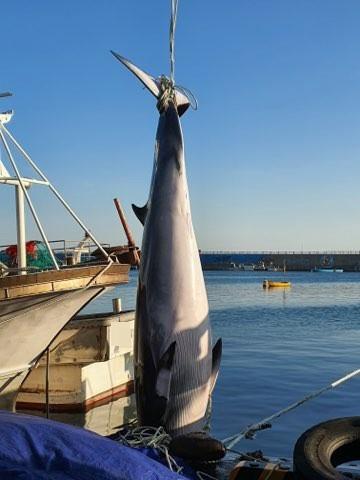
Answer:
[196,472,218,480]
[223,367,360,450]
[111,426,184,474]
[111,425,222,479]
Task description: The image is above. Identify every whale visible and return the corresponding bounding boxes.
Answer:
[112,51,222,436]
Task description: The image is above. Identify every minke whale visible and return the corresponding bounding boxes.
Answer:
[112,51,222,437]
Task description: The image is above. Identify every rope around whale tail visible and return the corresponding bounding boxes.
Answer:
[223,367,360,450]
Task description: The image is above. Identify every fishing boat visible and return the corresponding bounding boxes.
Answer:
[92,244,140,266]
[0,100,129,410]
[91,199,141,268]
[17,307,135,415]
[263,279,291,288]
[253,261,266,271]
[242,263,255,271]
[266,262,281,272]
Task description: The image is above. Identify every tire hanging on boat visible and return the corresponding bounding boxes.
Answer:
[293,416,360,480]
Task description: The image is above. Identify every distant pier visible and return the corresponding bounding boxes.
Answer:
[200,251,360,272]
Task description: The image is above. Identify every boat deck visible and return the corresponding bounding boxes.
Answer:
[0,263,129,302]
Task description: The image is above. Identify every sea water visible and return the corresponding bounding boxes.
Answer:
[83,270,360,458]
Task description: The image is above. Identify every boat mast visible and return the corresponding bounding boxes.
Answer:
[15,182,26,273]
[0,91,111,273]
[0,107,58,271]
[0,99,28,274]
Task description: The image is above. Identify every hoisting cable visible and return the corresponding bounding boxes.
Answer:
[156,0,179,113]
[163,0,198,112]
[223,367,360,450]
[169,0,179,85]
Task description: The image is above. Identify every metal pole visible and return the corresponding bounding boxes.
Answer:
[45,348,50,419]
[1,124,110,260]
[113,198,136,246]
[0,129,60,270]
[113,198,140,266]
[15,184,27,274]
[112,297,122,313]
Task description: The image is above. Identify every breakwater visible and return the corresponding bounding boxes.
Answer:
[200,251,360,271]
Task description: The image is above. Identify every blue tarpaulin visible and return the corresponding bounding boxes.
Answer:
[0,411,186,480]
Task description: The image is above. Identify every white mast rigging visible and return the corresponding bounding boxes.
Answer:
[0,93,110,274]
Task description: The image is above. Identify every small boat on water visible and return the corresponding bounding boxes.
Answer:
[266,262,281,272]
[242,263,255,271]
[253,261,266,271]
[263,280,291,288]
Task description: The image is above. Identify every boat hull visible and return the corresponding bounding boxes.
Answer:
[0,263,130,410]
[0,287,106,410]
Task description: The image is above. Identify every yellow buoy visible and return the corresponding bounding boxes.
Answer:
[263,280,291,288]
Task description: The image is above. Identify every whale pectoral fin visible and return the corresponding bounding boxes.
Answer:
[209,338,222,395]
[132,203,148,226]
[155,341,176,400]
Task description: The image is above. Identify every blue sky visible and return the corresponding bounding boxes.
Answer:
[1,1,360,251]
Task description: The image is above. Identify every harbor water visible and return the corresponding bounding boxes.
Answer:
[82,270,360,458]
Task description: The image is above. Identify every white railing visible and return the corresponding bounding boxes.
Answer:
[0,239,111,277]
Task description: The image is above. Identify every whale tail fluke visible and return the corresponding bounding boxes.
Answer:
[111,50,191,116]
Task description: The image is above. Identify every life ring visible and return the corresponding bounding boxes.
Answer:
[293,416,360,480]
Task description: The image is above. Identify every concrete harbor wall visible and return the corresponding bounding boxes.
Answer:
[200,252,360,271]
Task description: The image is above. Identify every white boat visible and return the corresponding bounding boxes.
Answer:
[254,261,266,271]
[0,264,129,410]
[267,263,280,272]
[0,101,129,410]
[17,309,135,414]
[242,263,255,271]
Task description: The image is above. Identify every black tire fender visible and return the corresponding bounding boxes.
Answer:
[293,416,360,480]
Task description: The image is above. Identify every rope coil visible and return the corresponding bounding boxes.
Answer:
[110,425,220,479]
[110,426,183,474]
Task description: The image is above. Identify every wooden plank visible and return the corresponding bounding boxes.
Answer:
[0,263,130,301]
